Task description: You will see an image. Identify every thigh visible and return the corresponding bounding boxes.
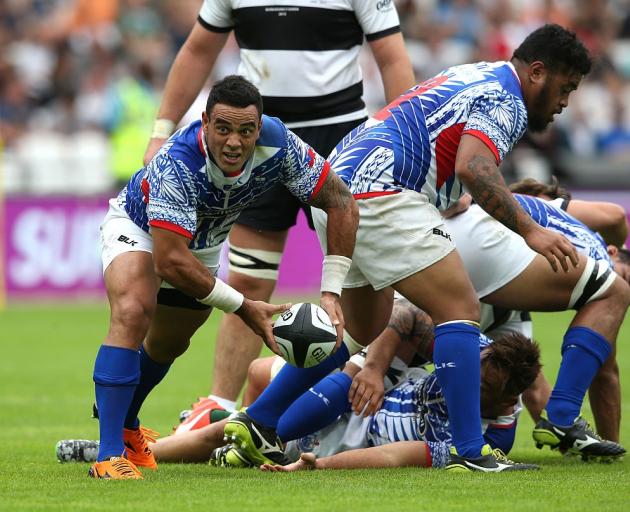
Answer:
[482,253,590,311]
[144,304,212,361]
[393,249,480,325]
[445,205,537,298]
[341,286,394,346]
[351,191,457,291]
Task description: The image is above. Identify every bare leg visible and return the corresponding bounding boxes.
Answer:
[150,419,229,462]
[588,354,620,441]
[211,225,287,401]
[242,357,276,407]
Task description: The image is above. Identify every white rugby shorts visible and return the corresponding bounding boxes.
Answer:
[312,190,455,290]
[99,199,221,287]
[444,204,537,298]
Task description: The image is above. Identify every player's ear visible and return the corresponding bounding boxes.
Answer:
[607,245,618,257]
[202,111,210,132]
[529,61,547,85]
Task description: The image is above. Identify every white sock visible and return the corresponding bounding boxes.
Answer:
[342,329,365,355]
[208,395,237,412]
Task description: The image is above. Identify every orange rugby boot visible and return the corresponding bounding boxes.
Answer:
[88,456,142,480]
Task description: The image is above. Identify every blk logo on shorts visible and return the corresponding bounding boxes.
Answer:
[432,228,451,241]
[117,235,138,246]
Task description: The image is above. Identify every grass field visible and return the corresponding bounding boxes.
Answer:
[0,304,629,511]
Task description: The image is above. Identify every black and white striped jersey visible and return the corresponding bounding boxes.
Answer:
[198,0,401,127]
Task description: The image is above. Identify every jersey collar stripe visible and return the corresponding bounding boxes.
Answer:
[197,128,206,157]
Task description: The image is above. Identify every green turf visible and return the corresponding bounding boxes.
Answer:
[0,305,629,511]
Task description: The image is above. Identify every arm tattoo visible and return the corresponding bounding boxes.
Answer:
[308,172,353,210]
[465,155,519,232]
[387,299,416,343]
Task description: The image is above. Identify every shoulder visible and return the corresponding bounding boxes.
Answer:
[161,120,206,171]
[257,115,289,149]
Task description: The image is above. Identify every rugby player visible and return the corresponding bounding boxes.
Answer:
[89,75,358,479]
[221,24,591,472]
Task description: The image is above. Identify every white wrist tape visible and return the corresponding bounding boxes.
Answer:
[198,278,244,313]
[320,255,352,296]
[151,119,176,139]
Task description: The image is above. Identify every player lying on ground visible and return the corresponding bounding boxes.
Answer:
[57,304,541,470]
[220,189,629,469]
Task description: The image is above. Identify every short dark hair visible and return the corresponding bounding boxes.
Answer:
[509,176,571,201]
[481,332,541,404]
[206,75,263,118]
[512,24,592,76]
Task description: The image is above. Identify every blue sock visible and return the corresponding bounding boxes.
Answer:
[433,322,484,458]
[247,343,350,429]
[93,345,140,461]
[277,372,352,441]
[124,345,171,429]
[546,326,611,427]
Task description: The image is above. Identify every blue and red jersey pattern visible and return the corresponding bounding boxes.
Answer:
[330,61,528,209]
[118,116,329,250]
[515,194,613,266]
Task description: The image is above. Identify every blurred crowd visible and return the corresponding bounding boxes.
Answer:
[1,0,629,195]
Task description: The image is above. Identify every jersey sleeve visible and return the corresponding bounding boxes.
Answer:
[279,130,331,203]
[353,0,401,41]
[198,0,233,32]
[463,91,527,164]
[145,153,197,239]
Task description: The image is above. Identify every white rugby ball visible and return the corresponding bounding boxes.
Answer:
[272,303,337,368]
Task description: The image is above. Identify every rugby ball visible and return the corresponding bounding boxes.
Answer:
[273,303,337,368]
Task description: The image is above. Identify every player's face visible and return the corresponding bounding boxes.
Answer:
[527,67,581,132]
[203,104,262,174]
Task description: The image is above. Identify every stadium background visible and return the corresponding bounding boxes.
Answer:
[1,0,629,304]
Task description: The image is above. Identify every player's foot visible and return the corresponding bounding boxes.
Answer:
[88,456,142,480]
[533,415,625,461]
[223,411,290,466]
[209,444,254,468]
[446,445,540,472]
[56,439,99,463]
[123,426,159,470]
[175,398,229,434]
[260,452,317,472]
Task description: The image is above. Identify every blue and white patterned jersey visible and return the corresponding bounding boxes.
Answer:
[330,61,528,209]
[515,194,613,266]
[366,334,519,468]
[117,116,329,250]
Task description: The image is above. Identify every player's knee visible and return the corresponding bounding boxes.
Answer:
[247,357,274,393]
[227,245,281,298]
[112,295,155,332]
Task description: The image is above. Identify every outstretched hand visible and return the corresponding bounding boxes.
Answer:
[524,225,579,272]
[260,452,317,472]
[235,299,292,356]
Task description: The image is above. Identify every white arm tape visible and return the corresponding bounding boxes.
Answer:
[320,255,352,296]
[198,278,244,313]
[151,118,176,139]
